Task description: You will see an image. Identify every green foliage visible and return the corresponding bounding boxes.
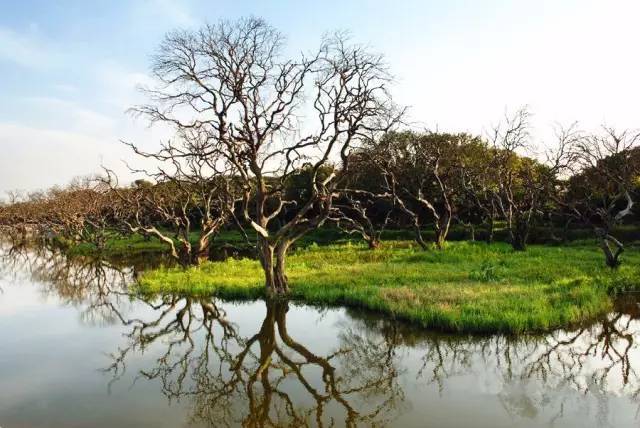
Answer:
[137,241,640,334]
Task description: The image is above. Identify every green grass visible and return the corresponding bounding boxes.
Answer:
[137,241,640,334]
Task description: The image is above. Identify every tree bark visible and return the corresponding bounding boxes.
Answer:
[434,214,451,250]
[413,223,428,250]
[486,217,495,244]
[190,235,212,265]
[259,239,290,295]
[367,238,381,250]
[510,217,529,251]
[596,230,623,269]
[511,234,527,251]
[274,241,290,294]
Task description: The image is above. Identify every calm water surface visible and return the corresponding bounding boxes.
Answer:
[0,244,639,427]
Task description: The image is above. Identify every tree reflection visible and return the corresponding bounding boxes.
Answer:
[105,298,405,427]
[2,240,640,426]
[0,239,139,324]
[407,296,640,424]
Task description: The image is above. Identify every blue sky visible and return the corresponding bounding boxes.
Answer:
[1,0,639,194]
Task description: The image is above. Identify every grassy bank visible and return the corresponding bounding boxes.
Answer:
[138,241,640,333]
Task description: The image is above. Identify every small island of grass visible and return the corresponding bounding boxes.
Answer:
[138,240,640,333]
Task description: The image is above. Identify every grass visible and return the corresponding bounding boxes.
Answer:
[137,240,640,334]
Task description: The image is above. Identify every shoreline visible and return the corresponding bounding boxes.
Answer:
[135,241,640,334]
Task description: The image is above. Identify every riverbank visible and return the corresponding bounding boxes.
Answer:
[138,241,640,333]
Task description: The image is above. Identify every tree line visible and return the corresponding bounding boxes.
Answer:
[1,17,638,295]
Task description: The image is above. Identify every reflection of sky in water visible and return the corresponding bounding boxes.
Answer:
[0,245,639,427]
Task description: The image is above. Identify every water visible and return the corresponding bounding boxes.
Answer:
[0,244,639,427]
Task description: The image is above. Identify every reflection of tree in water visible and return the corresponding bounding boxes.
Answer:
[403,296,640,425]
[105,298,405,427]
[0,240,140,325]
[2,240,640,426]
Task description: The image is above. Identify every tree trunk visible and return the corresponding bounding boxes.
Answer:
[259,239,290,295]
[367,238,381,250]
[435,231,445,250]
[178,242,193,266]
[274,241,290,293]
[413,223,428,250]
[191,235,211,265]
[510,217,529,251]
[561,219,572,244]
[486,217,495,244]
[596,230,623,269]
[511,233,527,251]
[434,214,451,250]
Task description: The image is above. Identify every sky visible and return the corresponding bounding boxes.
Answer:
[1,0,639,195]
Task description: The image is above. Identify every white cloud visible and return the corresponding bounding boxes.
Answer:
[0,123,122,193]
[93,61,155,109]
[21,96,117,136]
[51,83,78,93]
[131,0,196,28]
[0,117,174,196]
[0,26,60,68]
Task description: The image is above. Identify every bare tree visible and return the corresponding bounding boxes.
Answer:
[459,144,499,243]
[329,190,394,249]
[363,131,478,250]
[0,178,114,248]
[132,18,400,293]
[356,132,428,250]
[488,107,556,251]
[554,126,639,267]
[330,155,396,249]
[103,132,241,266]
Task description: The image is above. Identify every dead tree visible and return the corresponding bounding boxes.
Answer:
[0,178,114,248]
[329,190,394,249]
[132,18,401,293]
[364,131,476,250]
[489,107,555,251]
[103,136,240,266]
[554,126,639,268]
[459,146,499,243]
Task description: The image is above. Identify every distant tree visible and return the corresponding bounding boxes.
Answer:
[0,178,113,248]
[364,131,481,250]
[458,141,499,243]
[104,132,240,266]
[329,191,394,249]
[554,126,640,267]
[488,107,557,251]
[330,152,396,249]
